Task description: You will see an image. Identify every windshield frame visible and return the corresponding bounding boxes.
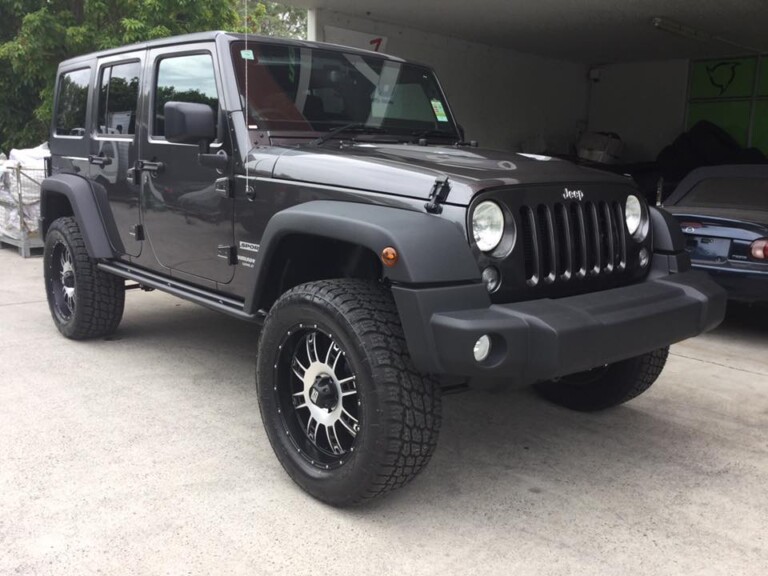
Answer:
[229,40,461,142]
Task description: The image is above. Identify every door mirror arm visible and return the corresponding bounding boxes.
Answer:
[198,146,229,170]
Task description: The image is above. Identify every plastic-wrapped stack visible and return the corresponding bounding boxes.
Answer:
[0,143,48,255]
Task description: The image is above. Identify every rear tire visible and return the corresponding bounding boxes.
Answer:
[256,279,441,506]
[44,217,125,339]
[534,347,669,411]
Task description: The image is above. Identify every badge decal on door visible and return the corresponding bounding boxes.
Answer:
[239,241,260,253]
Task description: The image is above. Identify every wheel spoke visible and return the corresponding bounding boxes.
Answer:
[331,345,343,371]
[341,408,358,426]
[326,423,343,455]
[306,416,319,442]
[292,391,307,409]
[338,416,357,437]
[306,332,319,363]
[325,340,341,367]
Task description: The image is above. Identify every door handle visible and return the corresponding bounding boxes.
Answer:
[137,159,164,174]
[88,154,112,167]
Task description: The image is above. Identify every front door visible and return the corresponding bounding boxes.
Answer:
[140,46,234,283]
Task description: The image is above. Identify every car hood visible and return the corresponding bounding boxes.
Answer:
[265,143,629,206]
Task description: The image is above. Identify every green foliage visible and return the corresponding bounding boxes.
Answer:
[0,0,243,151]
[244,1,307,39]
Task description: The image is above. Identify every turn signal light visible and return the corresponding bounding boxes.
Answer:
[751,239,768,260]
[381,246,399,267]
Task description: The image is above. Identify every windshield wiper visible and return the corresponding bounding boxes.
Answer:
[311,123,389,145]
[411,129,459,142]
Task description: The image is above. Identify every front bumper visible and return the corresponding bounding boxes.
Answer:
[393,265,726,386]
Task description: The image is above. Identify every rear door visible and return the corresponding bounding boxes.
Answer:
[89,52,144,257]
[139,44,234,283]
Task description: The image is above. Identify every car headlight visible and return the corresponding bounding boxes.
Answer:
[625,195,643,236]
[472,201,505,252]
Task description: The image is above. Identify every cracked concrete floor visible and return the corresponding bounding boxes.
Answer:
[1,246,767,575]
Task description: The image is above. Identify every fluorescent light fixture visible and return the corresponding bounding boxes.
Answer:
[651,17,763,53]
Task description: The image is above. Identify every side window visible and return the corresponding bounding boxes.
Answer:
[97,61,141,136]
[153,53,219,137]
[55,68,90,136]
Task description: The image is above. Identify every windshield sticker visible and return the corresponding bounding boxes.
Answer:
[431,100,449,122]
[240,49,254,61]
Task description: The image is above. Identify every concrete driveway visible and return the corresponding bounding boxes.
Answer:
[1,246,766,575]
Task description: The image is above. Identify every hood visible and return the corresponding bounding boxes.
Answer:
[266,143,630,206]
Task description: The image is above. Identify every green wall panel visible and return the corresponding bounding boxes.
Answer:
[690,58,756,99]
[759,59,768,96]
[752,101,768,154]
[687,101,752,146]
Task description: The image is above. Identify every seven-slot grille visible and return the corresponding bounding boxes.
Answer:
[519,201,627,286]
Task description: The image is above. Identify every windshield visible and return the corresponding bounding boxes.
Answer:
[676,177,768,209]
[230,41,459,139]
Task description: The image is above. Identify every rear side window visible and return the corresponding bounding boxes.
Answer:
[55,68,90,136]
[678,177,768,209]
[153,53,219,137]
[97,61,141,136]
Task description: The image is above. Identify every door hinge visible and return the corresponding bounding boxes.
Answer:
[129,224,144,241]
[425,176,451,214]
[215,177,233,199]
[217,244,237,265]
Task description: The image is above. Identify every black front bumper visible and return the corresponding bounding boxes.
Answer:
[393,265,726,386]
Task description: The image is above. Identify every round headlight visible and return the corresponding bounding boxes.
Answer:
[625,195,642,236]
[472,201,504,252]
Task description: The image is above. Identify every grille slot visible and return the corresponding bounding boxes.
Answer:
[520,201,626,287]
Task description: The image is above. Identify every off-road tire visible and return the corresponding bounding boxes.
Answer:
[534,347,669,412]
[256,279,442,506]
[44,217,125,339]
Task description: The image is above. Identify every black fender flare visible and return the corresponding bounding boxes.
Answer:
[40,174,117,259]
[650,206,685,253]
[244,200,481,313]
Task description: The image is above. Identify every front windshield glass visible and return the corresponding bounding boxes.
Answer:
[230,41,458,139]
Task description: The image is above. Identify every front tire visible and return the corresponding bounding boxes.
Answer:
[256,279,441,506]
[44,217,125,339]
[534,347,669,411]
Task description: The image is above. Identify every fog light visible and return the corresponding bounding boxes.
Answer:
[482,266,501,292]
[473,335,491,362]
[639,247,650,268]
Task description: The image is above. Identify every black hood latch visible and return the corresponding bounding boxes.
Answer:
[424,176,451,214]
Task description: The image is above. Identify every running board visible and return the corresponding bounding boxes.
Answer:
[98,261,262,322]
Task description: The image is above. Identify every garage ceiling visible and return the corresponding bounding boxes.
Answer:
[290,0,768,63]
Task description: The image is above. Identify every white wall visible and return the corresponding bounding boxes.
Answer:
[310,9,589,152]
[587,60,689,162]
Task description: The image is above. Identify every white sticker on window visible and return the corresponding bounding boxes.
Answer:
[431,99,448,122]
[240,49,254,60]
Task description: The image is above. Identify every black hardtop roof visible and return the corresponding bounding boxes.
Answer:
[58,30,409,68]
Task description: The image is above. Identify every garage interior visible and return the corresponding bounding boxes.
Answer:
[291,0,768,200]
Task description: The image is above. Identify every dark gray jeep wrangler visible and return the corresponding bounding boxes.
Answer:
[41,31,726,505]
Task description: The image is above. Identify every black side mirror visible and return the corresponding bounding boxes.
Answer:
[164,101,228,170]
[165,101,216,147]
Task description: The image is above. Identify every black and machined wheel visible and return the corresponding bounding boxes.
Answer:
[44,217,125,339]
[256,279,442,506]
[534,347,670,412]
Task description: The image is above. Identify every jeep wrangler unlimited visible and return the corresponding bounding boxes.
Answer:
[41,32,726,505]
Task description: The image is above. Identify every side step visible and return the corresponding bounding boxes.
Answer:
[98,261,262,323]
